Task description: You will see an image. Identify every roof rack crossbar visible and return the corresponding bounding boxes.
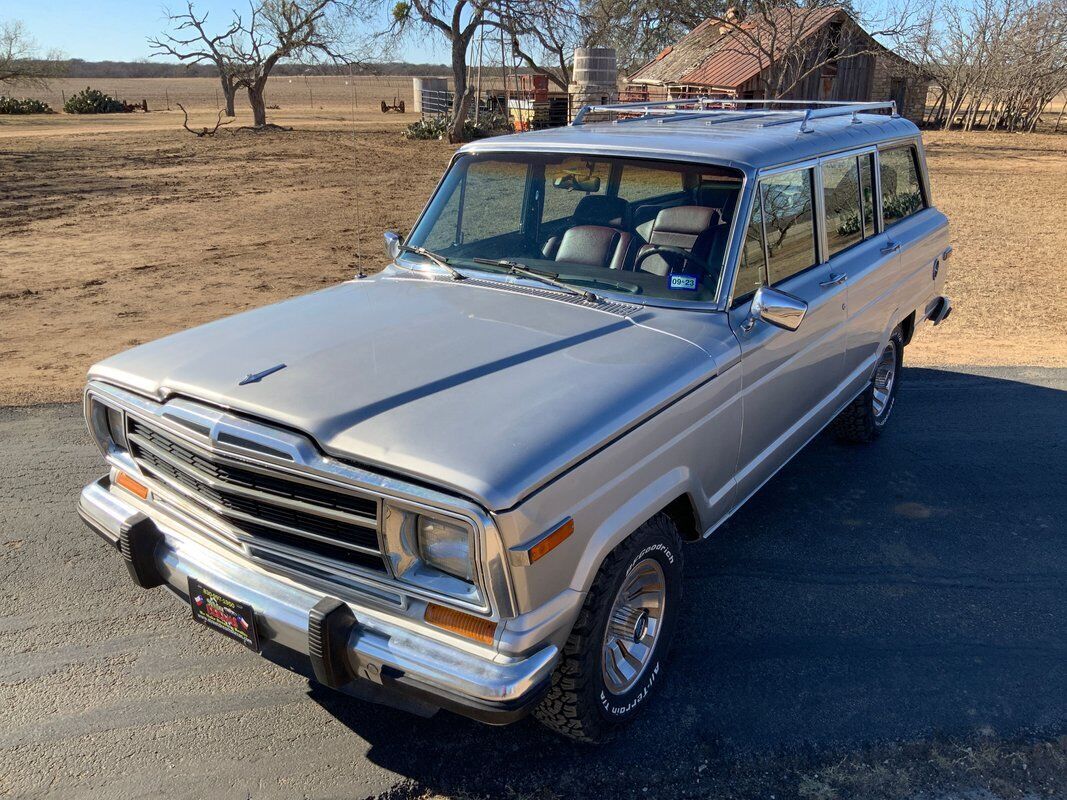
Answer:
[570,98,899,127]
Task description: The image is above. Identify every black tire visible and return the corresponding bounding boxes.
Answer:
[831,326,904,444]
[533,513,683,742]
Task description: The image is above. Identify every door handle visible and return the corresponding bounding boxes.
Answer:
[820,272,847,288]
[881,241,901,255]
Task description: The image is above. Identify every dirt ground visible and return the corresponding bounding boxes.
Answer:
[0,90,1065,405]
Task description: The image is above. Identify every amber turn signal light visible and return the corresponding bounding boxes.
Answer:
[528,518,574,564]
[115,471,149,500]
[424,603,497,645]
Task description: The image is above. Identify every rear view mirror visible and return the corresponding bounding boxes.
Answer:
[553,173,601,193]
[748,286,807,332]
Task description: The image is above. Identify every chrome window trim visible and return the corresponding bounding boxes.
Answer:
[86,381,516,619]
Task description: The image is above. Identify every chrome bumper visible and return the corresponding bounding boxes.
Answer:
[79,476,557,724]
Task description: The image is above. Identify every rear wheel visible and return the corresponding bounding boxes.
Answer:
[831,327,904,443]
[533,513,683,742]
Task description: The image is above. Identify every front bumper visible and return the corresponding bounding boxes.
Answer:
[78,476,556,724]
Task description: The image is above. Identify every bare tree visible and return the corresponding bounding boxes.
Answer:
[224,0,364,128]
[390,0,499,142]
[499,0,594,89]
[900,0,1067,131]
[575,0,712,69]
[0,20,62,86]
[149,3,244,116]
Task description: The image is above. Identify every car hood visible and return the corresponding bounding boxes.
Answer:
[90,272,733,510]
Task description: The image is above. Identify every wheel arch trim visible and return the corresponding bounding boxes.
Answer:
[570,468,692,596]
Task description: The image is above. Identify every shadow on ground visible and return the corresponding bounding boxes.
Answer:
[309,367,1067,799]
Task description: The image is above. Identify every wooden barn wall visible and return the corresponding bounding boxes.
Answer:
[748,20,878,101]
[830,52,875,100]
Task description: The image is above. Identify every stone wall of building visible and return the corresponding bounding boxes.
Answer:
[871,53,928,123]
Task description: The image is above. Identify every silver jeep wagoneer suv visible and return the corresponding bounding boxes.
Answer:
[80,100,952,741]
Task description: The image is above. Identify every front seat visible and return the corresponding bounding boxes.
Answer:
[634,206,721,277]
[542,195,633,269]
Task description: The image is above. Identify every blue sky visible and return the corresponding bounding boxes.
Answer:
[3,0,448,63]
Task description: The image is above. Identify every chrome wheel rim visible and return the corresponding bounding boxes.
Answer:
[601,558,666,695]
[872,341,897,418]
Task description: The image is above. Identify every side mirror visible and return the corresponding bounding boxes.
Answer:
[747,286,807,332]
[383,230,402,261]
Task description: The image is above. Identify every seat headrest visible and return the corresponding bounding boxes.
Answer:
[574,194,630,227]
[651,206,719,237]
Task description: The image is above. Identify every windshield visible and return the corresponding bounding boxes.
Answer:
[404,152,744,303]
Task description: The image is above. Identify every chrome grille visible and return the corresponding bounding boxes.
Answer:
[126,418,388,575]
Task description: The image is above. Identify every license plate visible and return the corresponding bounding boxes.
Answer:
[188,577,260,651]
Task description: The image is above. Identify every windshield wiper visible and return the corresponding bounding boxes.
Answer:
[400,245,466,281]
[471,258,599,303]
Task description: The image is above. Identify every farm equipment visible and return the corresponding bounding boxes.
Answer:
[381,94,406,113]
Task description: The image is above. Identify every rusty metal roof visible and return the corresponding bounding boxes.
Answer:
[629,7,848,90]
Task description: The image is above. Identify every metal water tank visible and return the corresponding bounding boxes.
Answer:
[572,47,618,87]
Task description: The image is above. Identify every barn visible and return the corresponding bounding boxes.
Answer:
[624,8,929,123]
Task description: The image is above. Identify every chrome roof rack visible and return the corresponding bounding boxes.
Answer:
[570,98,899,130]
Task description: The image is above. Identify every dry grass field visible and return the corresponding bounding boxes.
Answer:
[0,80,1065,405]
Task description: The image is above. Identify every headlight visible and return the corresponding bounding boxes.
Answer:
[417,515,473,580]
[382,502,481,606]
[86,397,129,454]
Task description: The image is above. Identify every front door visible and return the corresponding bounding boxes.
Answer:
[728,165,849,502]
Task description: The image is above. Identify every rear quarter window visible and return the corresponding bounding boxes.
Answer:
[880,145,926,227]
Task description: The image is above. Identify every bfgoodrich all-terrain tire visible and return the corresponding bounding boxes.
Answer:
[831,326,905,444]
[533,513,683,742]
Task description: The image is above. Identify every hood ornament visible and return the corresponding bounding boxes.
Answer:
[239,363,287,386]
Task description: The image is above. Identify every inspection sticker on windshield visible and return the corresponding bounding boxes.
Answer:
[669,274,698,291]
[188,578,259,651]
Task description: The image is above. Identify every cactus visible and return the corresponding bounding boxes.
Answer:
[63,87,130,114]
[0,96,53,114]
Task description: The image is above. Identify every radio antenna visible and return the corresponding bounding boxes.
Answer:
[349,65,366,279]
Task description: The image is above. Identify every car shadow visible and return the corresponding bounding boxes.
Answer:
[308,366,1067,799]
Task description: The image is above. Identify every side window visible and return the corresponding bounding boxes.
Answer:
[460,160,528,242]
[761,168,817,285]
[617,164,685,203]
[822,156,864,257]
[859,153,876,237]
[542,158,610,223]
[734,195,766,303]
[879,145,925,227]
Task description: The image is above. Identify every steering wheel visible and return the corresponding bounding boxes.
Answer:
[633,245,713,276]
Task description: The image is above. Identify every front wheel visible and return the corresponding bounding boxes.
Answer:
[831,327,904,443]
[533,514,683,742]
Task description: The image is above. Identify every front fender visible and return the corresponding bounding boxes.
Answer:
[570,467,691,595]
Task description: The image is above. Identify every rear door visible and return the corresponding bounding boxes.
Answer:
[842,141,944,390]
[728,164,849,501]
[820,149,900,387]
